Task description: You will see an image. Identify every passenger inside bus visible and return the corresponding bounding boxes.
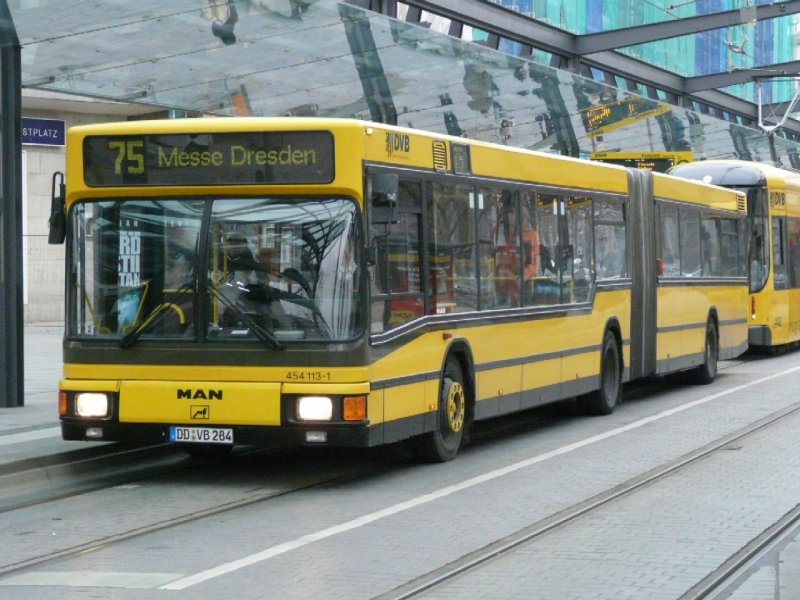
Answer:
[217,230,296,331]
[595,229,625,278]
[222,230,261,285]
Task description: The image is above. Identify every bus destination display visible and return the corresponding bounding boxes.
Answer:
[590,151,693,173]
[83,130,334,186]
[580,98,671,137]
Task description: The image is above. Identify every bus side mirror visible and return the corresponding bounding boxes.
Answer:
[48,171,66,245]
[370,173,398,226]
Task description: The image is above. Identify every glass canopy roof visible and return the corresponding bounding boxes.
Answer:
[7,0,800,167]
[487,0,799,104]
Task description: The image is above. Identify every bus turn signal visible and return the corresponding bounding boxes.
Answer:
[343,396,367,421]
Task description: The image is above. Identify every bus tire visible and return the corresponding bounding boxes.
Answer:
[582,331,621,416]
[414,356,466,463]
[691,319,718,385]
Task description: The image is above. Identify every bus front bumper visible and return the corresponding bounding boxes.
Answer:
[60,420,377,448]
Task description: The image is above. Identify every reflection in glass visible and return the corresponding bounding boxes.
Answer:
[67,197,361,343]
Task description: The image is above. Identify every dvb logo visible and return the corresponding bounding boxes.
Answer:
[385,132,410,156]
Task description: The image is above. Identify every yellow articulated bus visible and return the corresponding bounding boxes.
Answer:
[49,118,749,462]
[670,160,800,350]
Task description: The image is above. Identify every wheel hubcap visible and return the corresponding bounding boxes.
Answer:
[445,381,465,433]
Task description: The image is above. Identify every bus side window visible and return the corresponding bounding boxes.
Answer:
[773,217,787,290]
[532,193,561,304]
[369,178,424,334]
[659,204,680,277]
[567,196,593,302]
[700,216,722,276]
[594,197,627,280]
[428,182,477,314]
[477,187,519,309]
[680,209,701,276]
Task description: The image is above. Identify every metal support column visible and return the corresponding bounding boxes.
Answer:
[339,3,398,125]
[0,2,22,407]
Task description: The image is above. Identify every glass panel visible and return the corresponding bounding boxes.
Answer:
[531,193,561,304]
[429,182,476,313]
[594,198,627,279]
[484,0,798,104]
[477,187,519,309]
[420,11,453,35]
[208,198,361,341]
[498,37,525,57]
[659,204,680,276]
[66,197,361,343]
[68,199,204,338]
[700,216,722,276]
[720,217,742,277]
[370,180,424,333]
[520,192,539,307]
[747,188,770,292]
[773,217,787,290]
[789,218,800,289]
[680,209,701,277]
[11,1,800,159]
[567,195,593,302]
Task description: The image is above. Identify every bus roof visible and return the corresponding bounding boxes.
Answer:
[67,116,632,197]
[652,170,746,213]
[670,159,800,189]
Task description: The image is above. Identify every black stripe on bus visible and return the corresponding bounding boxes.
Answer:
[657,316,748,335]
[371,337,631,391]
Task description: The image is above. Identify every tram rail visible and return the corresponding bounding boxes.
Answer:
[378,401,800,600]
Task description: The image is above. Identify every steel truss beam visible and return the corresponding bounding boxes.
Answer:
[381,0,800,135]
[576,2,800,55]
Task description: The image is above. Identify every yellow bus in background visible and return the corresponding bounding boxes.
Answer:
[49,118,749,462]
[670,160,800,350]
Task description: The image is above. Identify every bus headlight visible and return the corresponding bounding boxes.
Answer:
[297,396,333,421]
[76,392,110,418]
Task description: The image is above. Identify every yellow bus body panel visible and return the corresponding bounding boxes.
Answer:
[64,363,368,383]
[63,365,375,424]
[653,173,745,211]
[119,380,283,425]
[369,289,632,425]
[658,285,748,362]
[60,379,120,392]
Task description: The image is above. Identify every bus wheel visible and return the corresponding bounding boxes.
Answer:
[691,319,718,385]
[414,356,466,463]
[582,331,621,416]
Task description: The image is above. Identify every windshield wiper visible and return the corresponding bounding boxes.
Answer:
[120,281,194,349]
[243,284,331,338]
[210,284,285,351]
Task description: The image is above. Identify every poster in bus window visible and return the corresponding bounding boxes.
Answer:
[117,286,143,330]
[386,245,422,325]
[118,218,142,287]
[165,227,197,289]
[430,250,454,314]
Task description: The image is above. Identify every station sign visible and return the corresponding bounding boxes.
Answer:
[22,117,66,147]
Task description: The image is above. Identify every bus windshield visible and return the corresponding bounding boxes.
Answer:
[735,186,770,293]
[67,197,362,344]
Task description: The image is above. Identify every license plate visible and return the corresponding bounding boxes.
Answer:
[169,426,233,444]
